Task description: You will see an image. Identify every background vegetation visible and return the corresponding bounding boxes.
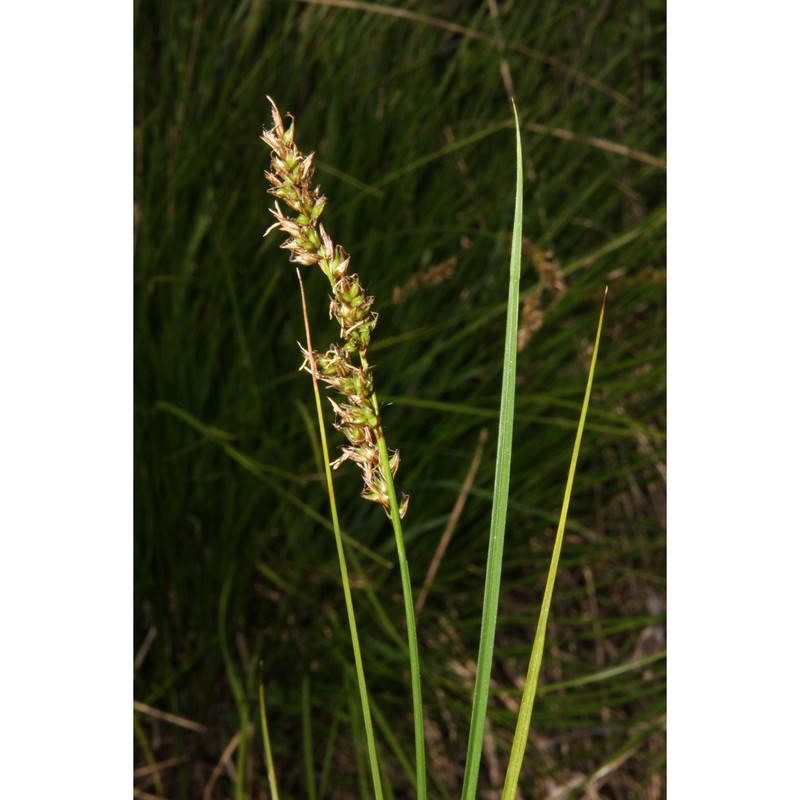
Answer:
[134,1,666,798]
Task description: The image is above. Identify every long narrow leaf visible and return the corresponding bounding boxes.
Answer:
[501,288,608,800]
[460,100,524,800]
[259,665,281,800]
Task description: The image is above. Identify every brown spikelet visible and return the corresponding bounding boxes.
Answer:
[517,238,567,352]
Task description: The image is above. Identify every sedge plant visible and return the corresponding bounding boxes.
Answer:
[261,98,606,799]
[261,96,424,798]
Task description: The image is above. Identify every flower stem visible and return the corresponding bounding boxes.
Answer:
[297,270,384,800]
[372,390,427,800]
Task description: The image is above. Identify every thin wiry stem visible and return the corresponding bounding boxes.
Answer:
[297,269,384,800]
[371,386,426,799]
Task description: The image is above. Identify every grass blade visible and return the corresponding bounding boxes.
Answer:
[460,99,524,800]
[258,665,281,800]
[501,288,608,800]
[218,575,250,800]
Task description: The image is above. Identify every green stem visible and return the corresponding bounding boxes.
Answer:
[258,667,281,800]
[298,272,384,800]
[371,389,427,800]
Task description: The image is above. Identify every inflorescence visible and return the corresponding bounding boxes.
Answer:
[261,98,408,518]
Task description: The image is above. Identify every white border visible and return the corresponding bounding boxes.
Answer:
[0,2,132,794]
[669,2,800,796]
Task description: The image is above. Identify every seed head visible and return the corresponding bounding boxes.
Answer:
[263,98,408,517]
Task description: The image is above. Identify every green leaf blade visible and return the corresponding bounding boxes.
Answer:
[460,100,524,800]
[501,288,608,800]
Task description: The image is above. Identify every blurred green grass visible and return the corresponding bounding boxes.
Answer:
[134,1,665,798]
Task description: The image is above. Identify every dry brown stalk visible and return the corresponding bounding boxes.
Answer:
[415,427,488,617]
[391,255,457,305]
[517,240,566,352]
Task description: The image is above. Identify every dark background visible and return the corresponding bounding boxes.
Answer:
[134,1,665,797]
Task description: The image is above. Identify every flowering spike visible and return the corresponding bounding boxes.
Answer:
[262,98,407,516]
